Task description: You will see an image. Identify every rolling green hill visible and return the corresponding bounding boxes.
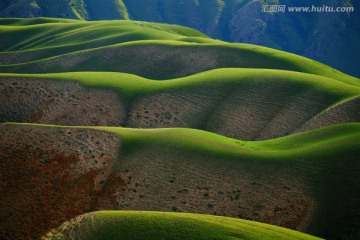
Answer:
[1,0,359,78]
[0,18,208,52]
[0,18,358,85]
[1,123,359,239]
[1,16,359,240]
[42,211,322,240]
[1,69,359,140]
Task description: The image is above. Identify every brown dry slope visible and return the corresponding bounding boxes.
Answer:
[1,124,360,239]
[126,80,359,140]
[0,125,122,239]
[0,78,126,126]
[296,96,360,133]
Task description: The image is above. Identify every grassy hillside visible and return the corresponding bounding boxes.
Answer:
[1,123,359,239]
[43,211,322,240]
[2,69,359,100]
[1,16,359,240]
[1,0,359,78]
[93,123,360,157]
[1,69,359,140]
[7,122,360,156]
[0,18,358,85]
[0,18,209,53]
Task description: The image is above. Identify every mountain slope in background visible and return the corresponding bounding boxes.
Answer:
[0,0,359,77]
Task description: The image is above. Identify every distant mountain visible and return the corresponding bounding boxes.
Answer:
[0,0,359,78]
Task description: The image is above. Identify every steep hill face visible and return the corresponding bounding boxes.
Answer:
[1,0,359,77]
[1,123,359,239]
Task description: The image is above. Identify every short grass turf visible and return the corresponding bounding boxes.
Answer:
[45,211,323,240]
[0,18,210,51]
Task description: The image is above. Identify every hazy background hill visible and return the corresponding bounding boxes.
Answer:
[1,0,359,78]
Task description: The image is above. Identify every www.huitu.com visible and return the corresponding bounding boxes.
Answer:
[262,5,354,13]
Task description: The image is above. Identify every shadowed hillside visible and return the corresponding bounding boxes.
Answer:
[1,123,359,239]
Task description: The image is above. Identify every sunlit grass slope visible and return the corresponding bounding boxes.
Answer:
[1,68,359,100]
[98,123,360,159]
[45,211,322,240]
[0,17,209,60]
[0,18,358,85]
[10,122,360,159]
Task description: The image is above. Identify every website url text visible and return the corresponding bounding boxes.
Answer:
[262,5,354,13]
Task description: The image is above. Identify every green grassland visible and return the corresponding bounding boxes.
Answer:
[0,18,208,51]
[11,122,358,159]
[45,211,322,240]
[0,18,358,85]
[98,123,360,159]
[1,0,359,78]
[1,16,360,240]
[0,17,78,26]
[0,18,210,62]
